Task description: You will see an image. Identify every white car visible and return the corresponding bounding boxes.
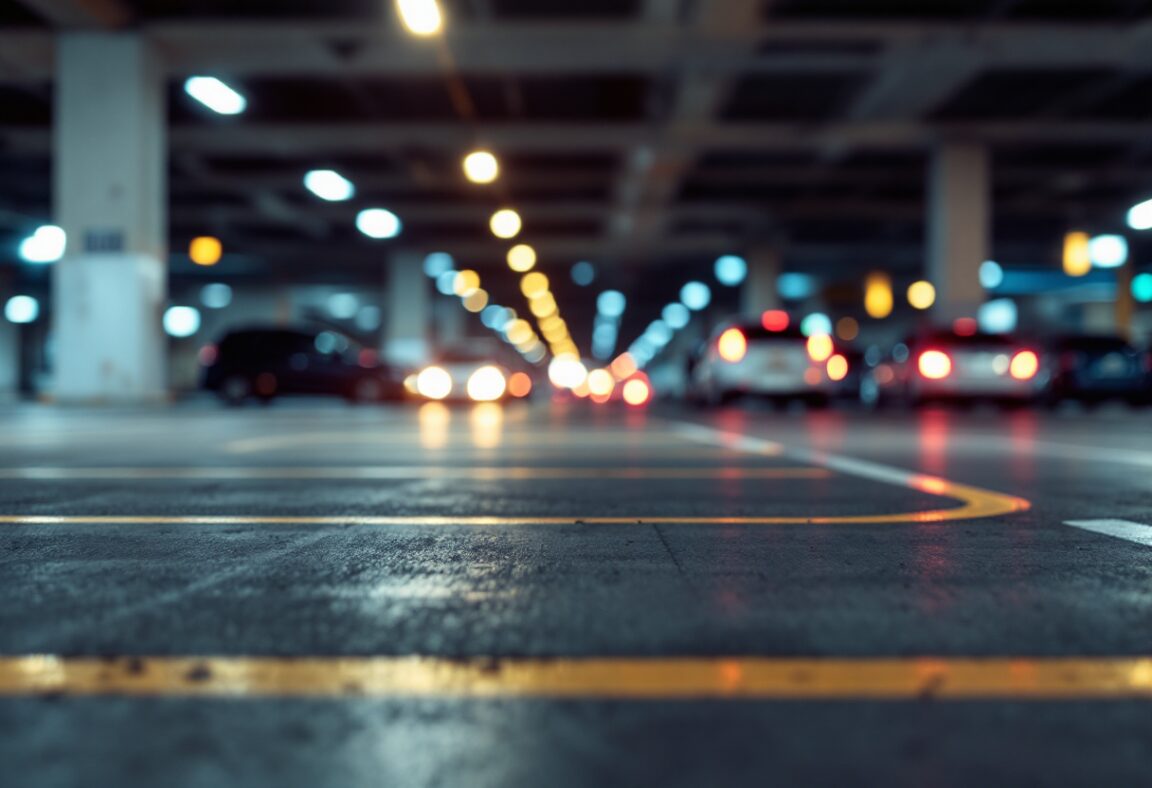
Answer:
[688,317,850,407]
[409,345,515,402]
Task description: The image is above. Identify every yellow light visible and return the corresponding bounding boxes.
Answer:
[717,328,747,363]
[462,289,489,313]
[416,366,452,400]
[1010,350,1039,381]
[508,372,533,398]
[622,378,651,406]
[548,356,588,389]
[490,208,522,239]
[529,293,558,319]
[826,354,849,382]
[906,280,936,310]
[865,272,894,319]
[538,315,564,333]
[505,319,534,345]
[396,0,442,36]
[520,272,549,299]
[463,150,498,184]
[453,269,480,297]
[1064,231,1091,277]
[189,236,222,266]
[587,369,615,398]
[507,244,536,272]
[835,317,859,341]
[807,333,834,363]
[610,353,638,380]
[466,366,507,402]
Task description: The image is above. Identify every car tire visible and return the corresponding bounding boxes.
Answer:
[219,375,251,406]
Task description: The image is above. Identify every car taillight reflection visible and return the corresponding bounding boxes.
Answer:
[717,328,747,363]
[1009,350,1039,381]
[918,350,952,380]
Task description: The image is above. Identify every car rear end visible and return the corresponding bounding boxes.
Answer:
[908,332,1046,403]
[697,320,850,403]
[1050,336,1151,404]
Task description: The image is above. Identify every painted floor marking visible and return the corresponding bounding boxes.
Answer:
[0,466,828,481]
[2,655,1152,700]
[1065,519,1152,547]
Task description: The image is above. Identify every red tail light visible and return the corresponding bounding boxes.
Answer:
[717,328,747,363]
[918,350,952,380]
[1009,350,1039,381]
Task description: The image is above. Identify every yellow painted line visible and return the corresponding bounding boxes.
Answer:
[0,467,829,481]
[2,655,1151,699]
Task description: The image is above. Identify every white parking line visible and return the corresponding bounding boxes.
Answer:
[1065,519,1152,547]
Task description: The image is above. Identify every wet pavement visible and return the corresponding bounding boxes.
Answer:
[2,400,1152,786]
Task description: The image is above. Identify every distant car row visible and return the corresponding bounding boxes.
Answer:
[685,317,1152,408]
[200,327,536,405]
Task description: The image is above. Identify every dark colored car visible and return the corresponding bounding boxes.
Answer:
[1046,335,1151,406]
[200,326,402,405]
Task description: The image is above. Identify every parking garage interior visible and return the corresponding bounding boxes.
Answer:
[2,1,1152,786]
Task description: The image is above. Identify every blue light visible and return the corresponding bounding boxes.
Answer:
[980,260,1004,289]
[714,255,748,286]
[800,312,832,337]
[680,281,712,311]
[777,273,816,301]
[571,261,596,286]
[423,252,454,278]
[978,298,1017,333]
[597,290,626,318]
[662,302,691,329]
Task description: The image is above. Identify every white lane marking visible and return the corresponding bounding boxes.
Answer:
[1065,519,1152,547]
[670,421,920,488]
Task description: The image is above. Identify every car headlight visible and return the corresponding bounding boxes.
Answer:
[416,366,453,400]
[467,366,507,402]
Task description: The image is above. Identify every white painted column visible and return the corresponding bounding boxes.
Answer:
[927,142,989,325]
[53,33,167,402]
[741,247,781,317]
[383,252,430,366]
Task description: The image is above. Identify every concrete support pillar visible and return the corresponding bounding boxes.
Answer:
[927,142,989,325]
[741,247,781,317]
[383,252,430,366]
[53,33,167,402]
[0,320,18,397]
[434,296,464,347]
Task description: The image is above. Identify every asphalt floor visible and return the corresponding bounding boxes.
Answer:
[2,398,1152,787]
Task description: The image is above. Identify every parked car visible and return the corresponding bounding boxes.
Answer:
[200,326,402,405]
[873,329,1047,407]
[408,342,518,402]
[686,317,851,407]
[1046,335,1151,406]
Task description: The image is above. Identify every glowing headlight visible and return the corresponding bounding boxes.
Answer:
[416,366,452,400]
[467,366,507,402]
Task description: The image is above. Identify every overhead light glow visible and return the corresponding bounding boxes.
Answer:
[423,252,454,278]
[189,236,223,266]
[327,292,358,319]
[597,290,626,318]
[200,283,232,309]
[507,244,537,272]
[906,280,936,310]
[18,225,66,264]
[183,76,247,115]
[436,271,458,295]
[463,290,489,313]
[1063,231,1091,277]
[490,208,522,239]
[978,298,1017,334]
[4,295,39,324]
[1088,234,1128,269]
[356,208,402,239]
[520,272,549,299]
[453,270,481,298]
[1132,272,1152,303]
[800,312,832,337]
[980,260,1004,289]
[396,0,443,36]
[714,255,748,286]
[662,302,690,330]
[163,306,201,338]
[1128,198,1152,231]
[571,261,596,286]
[680,281,711,311]
[777,273,816,300]
[807,333,833,363]
[826,354,849,382]
[864,272,894,319]
[304,169,355,202]
[836,317,858,341]
[463,150,498,184]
